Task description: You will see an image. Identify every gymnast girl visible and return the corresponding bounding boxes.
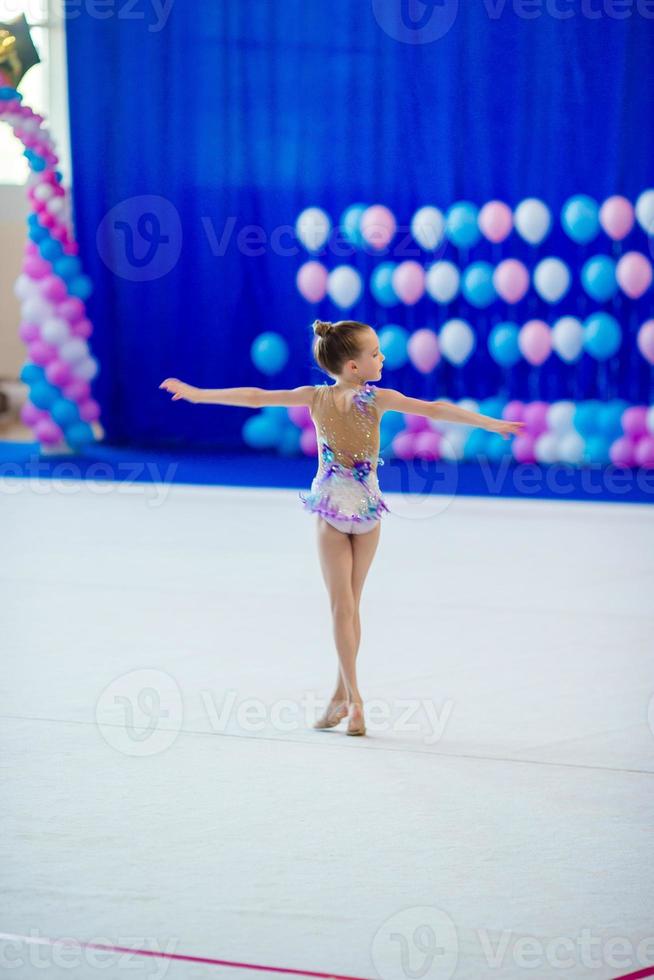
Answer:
[159,319,524,737]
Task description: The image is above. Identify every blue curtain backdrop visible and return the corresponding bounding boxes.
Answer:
[65,1,654,450]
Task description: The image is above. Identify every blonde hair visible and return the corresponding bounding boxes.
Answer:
[311,319,370,376]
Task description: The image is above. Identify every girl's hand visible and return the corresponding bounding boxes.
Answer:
[488,418,526,440]
[159,378,198,403]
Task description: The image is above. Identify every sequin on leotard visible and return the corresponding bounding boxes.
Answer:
[299,382,391,526]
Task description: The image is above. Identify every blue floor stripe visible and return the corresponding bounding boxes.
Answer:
[1,441,652,503]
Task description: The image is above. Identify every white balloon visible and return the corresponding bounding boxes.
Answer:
[46,197,66,216]
[547,401,576,434]
[439,319,476,366]
[514,198,552,245]
[326,265,362,310]
[558,431,585,464]
[41,317,71,346]
[73,356,99,381]
[21,296,54,323]
[551,316,584,363]
[425,261,460,303]
[533,257,571,304]
[457,398,480,414]
[14,273,37,301]
[534,432,559,464]
[411,206,446,251]
[33,183,53,202]
[295,207,331,253]
[59,338,88,364]
[439,429,466,460]
[635,189,654,236]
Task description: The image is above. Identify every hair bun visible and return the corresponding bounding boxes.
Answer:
[313,319,333,338]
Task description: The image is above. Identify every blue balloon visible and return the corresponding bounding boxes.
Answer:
[242,414,279,449]
[486,433,510,461]
[279,425,302,456]
[51,399,80,428]
[574,401,602,437]
[461,261,496,308]
[39,238,64,262]
[380,411,405,453]
[20,363,45,385]
[446,202,481,249]
[67,275,93,300]
[370,263,398,307]
[65,421,94,449]
[340,204,367,249]
[584,435,611,465]
[561,194,600,244]
[0,87,19,100]
[583,312,622,360]
[598,400,629,438]
[488,321,521,367]
[378,324,409,369]
[251,332,289,375]
[479,397,507,419]
[54,257,82,281]
[581,255,617,301]
[30,381,60,410]
[464,429,489,460]
[28,224,48,243]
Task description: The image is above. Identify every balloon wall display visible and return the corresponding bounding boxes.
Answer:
[287,194,654,469]
[2,65,101,453]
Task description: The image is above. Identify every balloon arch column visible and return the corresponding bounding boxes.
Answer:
[1,54,101,454]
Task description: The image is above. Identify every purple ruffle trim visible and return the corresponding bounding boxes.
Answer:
[298,489,390,524]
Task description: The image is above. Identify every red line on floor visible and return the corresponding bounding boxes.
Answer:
[0,933,373,980]
[611,967,654,979]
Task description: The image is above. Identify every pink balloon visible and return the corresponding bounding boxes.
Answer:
[34,417,64,446]
[599,196,635,241]
[392,261,425,305]
[392,431,417,460]
[288,404,312,428]
[62,379,91,402]
[40,275,68,303]
[407,328,440,374]
[78,398,101,422]
[414,430,441,460]
[57,297,86,323]
[503,400,525,422]
[28,339,58,366]
[45,359,74,386]
[616,252,653,299]
[512,434,537,463]
[360,205,396,251]
[23,255,51,280]
[635,436,654,469]
[479,201,513,243]
[70,318,93,339]
[25,242,38,256]
[609,436,637,467]
[19,321,40,343]
[622,406,648,438]
[296,261,328,303]
[63,241,79,256]
[523,401,549,436]
[493,259,530,304]
[637,320,654,365]
[404,413,431,433]
[20,400,49,426]
[519,320,552,366]
[41,213,56,230]
[300,426,317,456]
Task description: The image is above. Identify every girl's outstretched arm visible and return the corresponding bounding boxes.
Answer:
[375,388,525,440]
[159,378,315,408]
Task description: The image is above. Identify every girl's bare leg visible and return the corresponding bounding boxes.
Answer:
[315,519,381,728]
[315,518,359,722]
